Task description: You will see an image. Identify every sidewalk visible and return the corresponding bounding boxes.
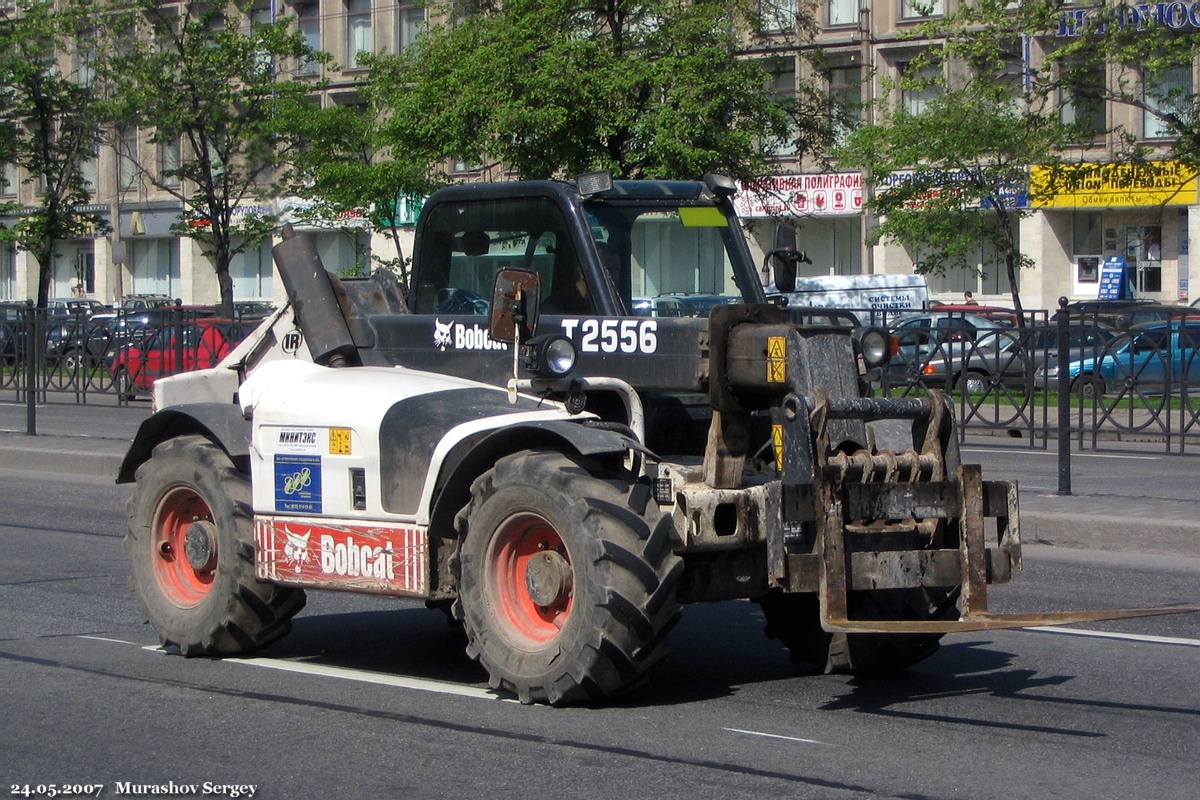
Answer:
[2,400,1197,558]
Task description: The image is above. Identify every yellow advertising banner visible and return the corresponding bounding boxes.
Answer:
[1031,161,1198,208]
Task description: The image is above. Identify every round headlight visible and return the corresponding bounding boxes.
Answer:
[522,333,577,378]
[857,328,890,369]
[542,336,576,376]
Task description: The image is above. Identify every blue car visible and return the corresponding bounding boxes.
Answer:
[1034,320,1200,398]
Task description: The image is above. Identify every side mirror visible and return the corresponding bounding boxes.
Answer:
[766,223,811,293]
[489,268,540,344]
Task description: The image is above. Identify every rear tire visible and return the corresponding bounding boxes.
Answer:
[124,435,305,655]
[115,367,135,401]
[1072,374,1104,399]
[456,450,682,705]
[758,588,957,675]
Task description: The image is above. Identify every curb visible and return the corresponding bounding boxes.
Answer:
[0,435,128,479]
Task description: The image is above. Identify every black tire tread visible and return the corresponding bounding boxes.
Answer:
[457,449,682,705]
[124,434,305,657]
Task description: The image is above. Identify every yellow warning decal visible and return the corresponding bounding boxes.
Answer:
[767,336,787,383]
[329,427,352,455]
[772,424,784,472]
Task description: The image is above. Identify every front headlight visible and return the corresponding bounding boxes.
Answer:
[855,327,892,370]
[522,333,577,378]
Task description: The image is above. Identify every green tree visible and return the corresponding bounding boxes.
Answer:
[284,0,824,282]
[103,0,329,317]
[0,0,108,308]
[837,18,1078,315]
[375,0,816,180]
[280,96,435,287]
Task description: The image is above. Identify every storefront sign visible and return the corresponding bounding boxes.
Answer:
[875,168,1029,209]
[735,173,863,218]
[1098,255,1131,300]
[1058,3,1200,37]
[1031,161,1198,208]
[278,196,371,231]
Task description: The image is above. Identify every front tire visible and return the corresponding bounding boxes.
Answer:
[758,588,958,675]
[456,450,682,705]
[124,435,305,655]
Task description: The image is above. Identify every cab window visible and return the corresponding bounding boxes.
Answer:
[411,196,594,316]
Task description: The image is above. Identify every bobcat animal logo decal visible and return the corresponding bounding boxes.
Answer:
[283,530,311,573]
[433,318,453,351]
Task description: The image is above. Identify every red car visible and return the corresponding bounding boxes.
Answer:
[110,319,249,398]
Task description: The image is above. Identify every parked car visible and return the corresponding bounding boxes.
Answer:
[930,303,1022,327]
[788,308,862,327]
[911,323,1117,393]
[119,294,175,311]
[631,294,739,317]
[887,311,1009,391]
[233,300,277,320]
[109,318,250,398]
[1053,299,1198,330]
[46,298,108,320]
[107,305,217,345]
[1034,320,1200,397]
[0,301,30,365]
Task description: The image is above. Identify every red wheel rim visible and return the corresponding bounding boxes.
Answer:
[487,512,573,647]
[152,485,216,607]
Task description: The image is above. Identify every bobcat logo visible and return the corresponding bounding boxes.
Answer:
[433,318,453,351]
[283,530,311,574]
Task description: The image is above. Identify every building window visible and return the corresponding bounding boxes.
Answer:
[345,0,372,70]
[297,2,321,75]
[158,139,180,187]
[81,148,98,194]
[73,43,97,87]
[231,238,276,298]
[900,0,944,19]
[1126,225,1162,293]
[829,65,862,146]
[1143,65,1192,139]
[828,0,857,26]
[900,60,941,116]
[1072,211,1103,256]
[767,59,797,157]
[1060,62,1105,139]
[399,1,425,51]
[0,243,15,300]
[758,0,793,34]
[130,239,180,296]
[119,129,139,192]
[1,162,18,198]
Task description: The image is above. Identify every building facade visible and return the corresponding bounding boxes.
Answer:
[743,0,1200,308]
[1,0,1197,311]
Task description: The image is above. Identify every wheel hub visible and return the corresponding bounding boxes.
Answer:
[184,520,218,571]
[525,550,572,609]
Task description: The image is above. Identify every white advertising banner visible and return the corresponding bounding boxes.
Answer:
[735,173,865,218]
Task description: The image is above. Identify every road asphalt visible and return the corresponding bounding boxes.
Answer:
[1,398,1197,559]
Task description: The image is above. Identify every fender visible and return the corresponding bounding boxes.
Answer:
[116,403,250,484]
[427,418,647,527]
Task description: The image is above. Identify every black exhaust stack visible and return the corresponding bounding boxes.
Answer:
[273,226,360,367]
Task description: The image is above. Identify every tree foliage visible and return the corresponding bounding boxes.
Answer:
[0,0,108,307]
[298,0,820,186]
[837,6,1081,313]
[102,0,329,316]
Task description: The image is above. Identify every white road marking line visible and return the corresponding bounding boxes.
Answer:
[78,635,138,645]
[960,449,1159,460]
[229,656,516,701]
[1022,626,1200,647]
[128,641,512,700]
[724,728,828,746]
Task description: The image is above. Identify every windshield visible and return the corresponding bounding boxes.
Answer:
[584,202,757,317]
